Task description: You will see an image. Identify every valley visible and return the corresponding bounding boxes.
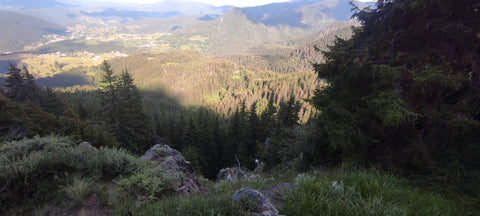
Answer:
[0,0,478,215]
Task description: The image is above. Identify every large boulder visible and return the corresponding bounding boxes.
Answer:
[77,141,98,154]
[232,188,279,216]
[141,144,201,195]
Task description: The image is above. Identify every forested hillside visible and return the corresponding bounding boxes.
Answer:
[105,51,320,118]
[0,0,479,215]
[0,11,65,53]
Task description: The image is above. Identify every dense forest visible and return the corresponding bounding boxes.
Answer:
[1,0,479,215]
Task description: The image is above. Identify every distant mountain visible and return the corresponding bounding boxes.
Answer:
[0,11,66,53]
[174,0,362,55]
[239,0,368,28]
[81,9,183,19]
[0,0,68,8]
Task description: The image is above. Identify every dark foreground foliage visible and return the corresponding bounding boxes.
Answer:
[310,0,480,195]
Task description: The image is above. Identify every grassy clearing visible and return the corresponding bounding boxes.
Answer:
[280,171,466,216]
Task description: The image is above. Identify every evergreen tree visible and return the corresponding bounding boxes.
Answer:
[227,103,249,166]
[97,61,119,128]
[278,94,301,128]
[310,0,480,175]
[116,69,151,153]
[182,118,198,149]
[246,101,260,169]
[77,101,88,120]
[212,116,227,171]
[39,87,64,115]
[4,64,39,102]
[97,62,150,154]
[196,108,216,178]
[259,93,277,142]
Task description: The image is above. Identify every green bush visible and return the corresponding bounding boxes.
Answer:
[0,135,73,159]
[86,147,149,179]
[110,167,178,207]
[0,136,83,211]
[0,136,147,213]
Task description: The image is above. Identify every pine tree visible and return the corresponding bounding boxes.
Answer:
[39,87,64,115]
[227,103,249,166]
[4,64,39,102]
[278,94,301,128]
[116,69,150,153]
[182,117,198,149]
[246,101,260,169]
[259,93,277,143]
[97,62,150,154]
[97,61,119,129]
[212,116,227,171]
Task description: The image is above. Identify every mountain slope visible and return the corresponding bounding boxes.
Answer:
[174,0,362,55]
[0,11,65,53]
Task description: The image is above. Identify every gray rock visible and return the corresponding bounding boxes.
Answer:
[78,141,98,154]
[142,144,201,195]
[232,188,279,216]
[217,159,265,183]
[217,167,248,183]
[141,144,179,161]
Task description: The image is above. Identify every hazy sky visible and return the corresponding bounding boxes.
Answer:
[87,0,373,7]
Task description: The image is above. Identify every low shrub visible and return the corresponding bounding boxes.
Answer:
[108,167,178,208]
[62,176,96,207]
[86,147,149,179]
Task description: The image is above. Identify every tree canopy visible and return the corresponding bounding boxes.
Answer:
[311,0,480,175]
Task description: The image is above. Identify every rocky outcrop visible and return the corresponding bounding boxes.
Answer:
[78,141,98,154]
[232,188,279,216]
[141,144,201,195]
[217,159,265,183]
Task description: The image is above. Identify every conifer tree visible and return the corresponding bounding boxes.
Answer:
[97,61,119,128]
[278,95,301,128]
[97,61,150,153]
[259,93,277,142]
[228,102,249,166]
[116,69,150,153]
[212,116,227,171]
[4,64,39,102]
[310,0,480,173]
[196,108,216,178]
[246,101,260,169]
[39,87,64,115]
[182,118,198,149]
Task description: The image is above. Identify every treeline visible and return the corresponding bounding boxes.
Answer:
[58,68,310,178]
[0,64,117,146]
[152,94,305,178]
[1,61,310,179]
[100,50,321,121]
